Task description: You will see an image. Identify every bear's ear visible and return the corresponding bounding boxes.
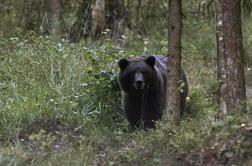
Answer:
[118,59,129,70]
[145,56,155,67]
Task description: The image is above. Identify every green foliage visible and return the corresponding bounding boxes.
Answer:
[0,3,252,163]
[0,33,122,141]
[0,30,251,165]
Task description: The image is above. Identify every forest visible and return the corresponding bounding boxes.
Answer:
[0,0,251,165]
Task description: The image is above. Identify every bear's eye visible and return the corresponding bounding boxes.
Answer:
[128,71,136,78]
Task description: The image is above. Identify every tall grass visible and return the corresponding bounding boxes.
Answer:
[0,27,251,165]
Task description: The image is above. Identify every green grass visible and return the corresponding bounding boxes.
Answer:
[0,30,251,166]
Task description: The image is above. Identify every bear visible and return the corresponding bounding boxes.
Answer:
[118,55,188,129]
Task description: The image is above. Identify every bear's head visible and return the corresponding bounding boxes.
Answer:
[118,56,156,96]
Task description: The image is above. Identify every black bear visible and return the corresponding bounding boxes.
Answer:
[118,55,188,129]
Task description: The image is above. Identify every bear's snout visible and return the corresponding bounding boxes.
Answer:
[134,72,145,91]
[135,80,144,89]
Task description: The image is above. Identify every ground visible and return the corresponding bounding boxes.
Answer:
[0,35,251,166]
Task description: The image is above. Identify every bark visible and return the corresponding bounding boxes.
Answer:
[167,0,182,124]
[50,0,62,39]
[215,0,246,115]
[92,0,105,39]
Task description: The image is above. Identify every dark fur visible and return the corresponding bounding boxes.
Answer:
[118,55,188,129]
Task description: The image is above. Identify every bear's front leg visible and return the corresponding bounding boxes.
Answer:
[142,100,163,130]
[126,111,141,128]
[123,96,141,129]
[142,112,156,130]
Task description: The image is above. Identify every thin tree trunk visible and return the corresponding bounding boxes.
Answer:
[92,0,105,39]
[215,0,246,115]
[50,0,62,39]
[167,0,182,124]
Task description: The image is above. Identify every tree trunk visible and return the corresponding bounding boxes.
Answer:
[92,0,105,39]
[50,0,62,39]
[167,0,182,124]
[215,0,246,115]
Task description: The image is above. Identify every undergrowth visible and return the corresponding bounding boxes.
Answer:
[0,31,251,166]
